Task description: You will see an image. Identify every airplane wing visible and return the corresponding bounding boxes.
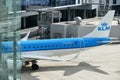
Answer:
[22,53,79,61]
[98,40,120,44]
[97,41,110,44]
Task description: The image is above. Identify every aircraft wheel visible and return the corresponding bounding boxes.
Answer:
[31,64,39,70]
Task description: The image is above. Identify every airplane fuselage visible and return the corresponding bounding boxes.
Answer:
[2,37,110,57]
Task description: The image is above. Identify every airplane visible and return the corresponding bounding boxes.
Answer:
[2,10,115,70]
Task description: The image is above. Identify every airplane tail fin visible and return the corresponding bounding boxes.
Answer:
[83,10,115,38]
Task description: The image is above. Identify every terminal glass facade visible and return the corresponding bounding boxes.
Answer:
[0,0,21,80]
[21,0,76,9]
[48,0,75,6]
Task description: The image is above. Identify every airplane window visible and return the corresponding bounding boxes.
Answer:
[48,45,51,47]
[52,45,54,47]
[68,44,70,46]
[72,43,74,46]
[59,44,62,46]
[60,44,63,47]
[75,41,78,44]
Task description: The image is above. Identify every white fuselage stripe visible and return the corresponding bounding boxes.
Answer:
[22,48,80,57]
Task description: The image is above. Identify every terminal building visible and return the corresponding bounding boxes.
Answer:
[50,17,120,39]
[3,0,120,29]
[19,0,120,39]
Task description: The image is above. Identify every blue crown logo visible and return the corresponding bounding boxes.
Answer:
[101,22,108,26]
[98,22,110,31]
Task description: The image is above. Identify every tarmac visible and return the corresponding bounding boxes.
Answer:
[21,44,120,80]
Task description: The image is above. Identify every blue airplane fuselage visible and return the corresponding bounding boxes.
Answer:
[2,37,110,53]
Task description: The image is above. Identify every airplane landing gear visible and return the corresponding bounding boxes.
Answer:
[31,64,39,70]
[31,60,39,70]
[25,61,30,65]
